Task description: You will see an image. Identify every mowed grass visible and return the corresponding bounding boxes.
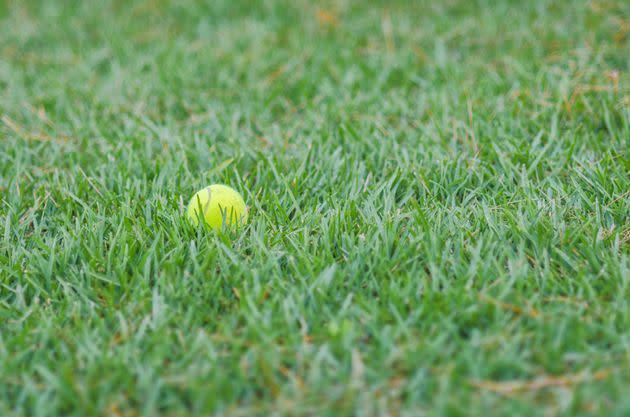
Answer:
[1,0,629,415]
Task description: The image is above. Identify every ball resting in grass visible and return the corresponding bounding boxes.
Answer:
[187,184,247,230]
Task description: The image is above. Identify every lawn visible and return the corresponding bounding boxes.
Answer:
[1,0,629,416]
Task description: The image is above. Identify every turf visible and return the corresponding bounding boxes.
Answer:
[1,0,629,415]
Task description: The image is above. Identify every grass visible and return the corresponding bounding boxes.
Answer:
[0,0,629,415]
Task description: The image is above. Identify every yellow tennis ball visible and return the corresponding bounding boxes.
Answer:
[187,184,248,230]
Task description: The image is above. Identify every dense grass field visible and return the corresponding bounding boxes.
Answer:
[1,0,629,415]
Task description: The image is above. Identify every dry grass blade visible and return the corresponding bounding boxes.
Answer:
[471,369,612,395]
[478,294,541,319]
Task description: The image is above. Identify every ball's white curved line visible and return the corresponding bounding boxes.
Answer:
[203,187,212,215]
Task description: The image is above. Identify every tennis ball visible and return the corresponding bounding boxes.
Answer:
[187,184,247,230]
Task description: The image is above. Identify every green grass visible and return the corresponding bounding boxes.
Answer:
[1,0,629,415]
